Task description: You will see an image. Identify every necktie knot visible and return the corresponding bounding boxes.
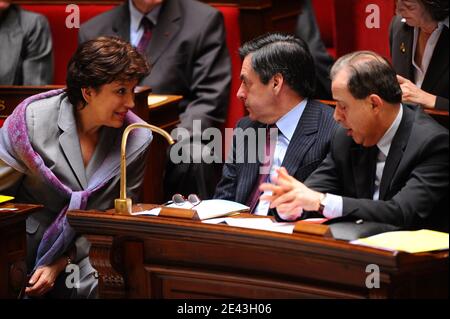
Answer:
[140,17,153,31]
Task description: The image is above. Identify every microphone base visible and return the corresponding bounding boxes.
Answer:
[115,198,133,215]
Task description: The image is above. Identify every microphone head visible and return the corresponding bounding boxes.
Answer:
[401,17,406,23]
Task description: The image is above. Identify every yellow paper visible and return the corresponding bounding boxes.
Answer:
[0,195,14,204]
[351,229,449,253]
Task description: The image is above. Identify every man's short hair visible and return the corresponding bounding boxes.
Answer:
[330,51,402,104]
[239,32,316,98]
[66,36,150,108]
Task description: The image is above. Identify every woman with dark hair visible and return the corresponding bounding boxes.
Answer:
[0,36,152,298]
[390,0,449,110]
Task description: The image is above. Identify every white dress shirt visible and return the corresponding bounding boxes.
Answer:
[254,99,308,216]
[129,0,162,47]
[412,17,449,88]
[322,106,403,219]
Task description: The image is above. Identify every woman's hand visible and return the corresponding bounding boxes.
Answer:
[25,256,67,297]
[397,75,437,108]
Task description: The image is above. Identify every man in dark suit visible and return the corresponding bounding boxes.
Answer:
[214,33,337,216]
[261,51,449,232]
[0,0,53,85]
[79,0,231,199]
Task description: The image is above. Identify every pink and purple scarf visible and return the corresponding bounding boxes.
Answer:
[0,89,152,271]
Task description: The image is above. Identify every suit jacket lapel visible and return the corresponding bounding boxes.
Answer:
[379,105,414,199]
[282,100,319,176]
[237,123,265,204]
[112,3,131,41]
[147,0,182,66]
[85,127,118,182]
[351,145,378,199]
[421,27,449,92]
[397,25,415,80]
[58,100,88,189]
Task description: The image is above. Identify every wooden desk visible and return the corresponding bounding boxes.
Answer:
[0,85,180,204]
[0,203,42,299]
[67,206,448,299]
[0,85,63,121]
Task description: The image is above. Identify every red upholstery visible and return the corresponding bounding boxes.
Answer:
[312,0,337,58]
[211,4,244,130]
[345,0,395,59]
[313,0,395,58]
[0,118,5,127]
[22,4,115,85]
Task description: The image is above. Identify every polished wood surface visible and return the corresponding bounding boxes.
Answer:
[0,204,43,299]
[0,85,180,204]
[0,85,63,119]
[67,205,448,299]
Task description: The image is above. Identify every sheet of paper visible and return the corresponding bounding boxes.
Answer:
[224,218,295,234]
[351,229,449,253]
[147,95,168,105]
[201,217,228,224]
[130,207,161,216]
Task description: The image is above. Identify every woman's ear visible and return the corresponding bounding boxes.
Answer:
[81,87,92,105]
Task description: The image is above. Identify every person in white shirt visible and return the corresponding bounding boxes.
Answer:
[260,51,449,232]
[214,33,338,217]
[390,0,449,110]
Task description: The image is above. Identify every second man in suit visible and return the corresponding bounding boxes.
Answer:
[214,33,338,216]
[261,51,449,231]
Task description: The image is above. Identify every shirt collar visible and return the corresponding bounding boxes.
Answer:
[377,105,403,157]
[275,98,308,142]
[439,17,449,29]
[129,0,161,33]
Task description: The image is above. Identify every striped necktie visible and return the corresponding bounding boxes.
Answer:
[246,124,278,213]
[137,17,153,54]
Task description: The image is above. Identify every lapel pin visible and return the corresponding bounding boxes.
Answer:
[400,42,406,54]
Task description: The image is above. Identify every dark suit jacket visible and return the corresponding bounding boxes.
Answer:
[78,0,231,132]
[214,100,338,205]
[306,104,449,231]
[296,0,334,100]
[389,16,449,110]
[0,5,53,85]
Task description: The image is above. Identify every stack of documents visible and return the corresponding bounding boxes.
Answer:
[351,229,449,253]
